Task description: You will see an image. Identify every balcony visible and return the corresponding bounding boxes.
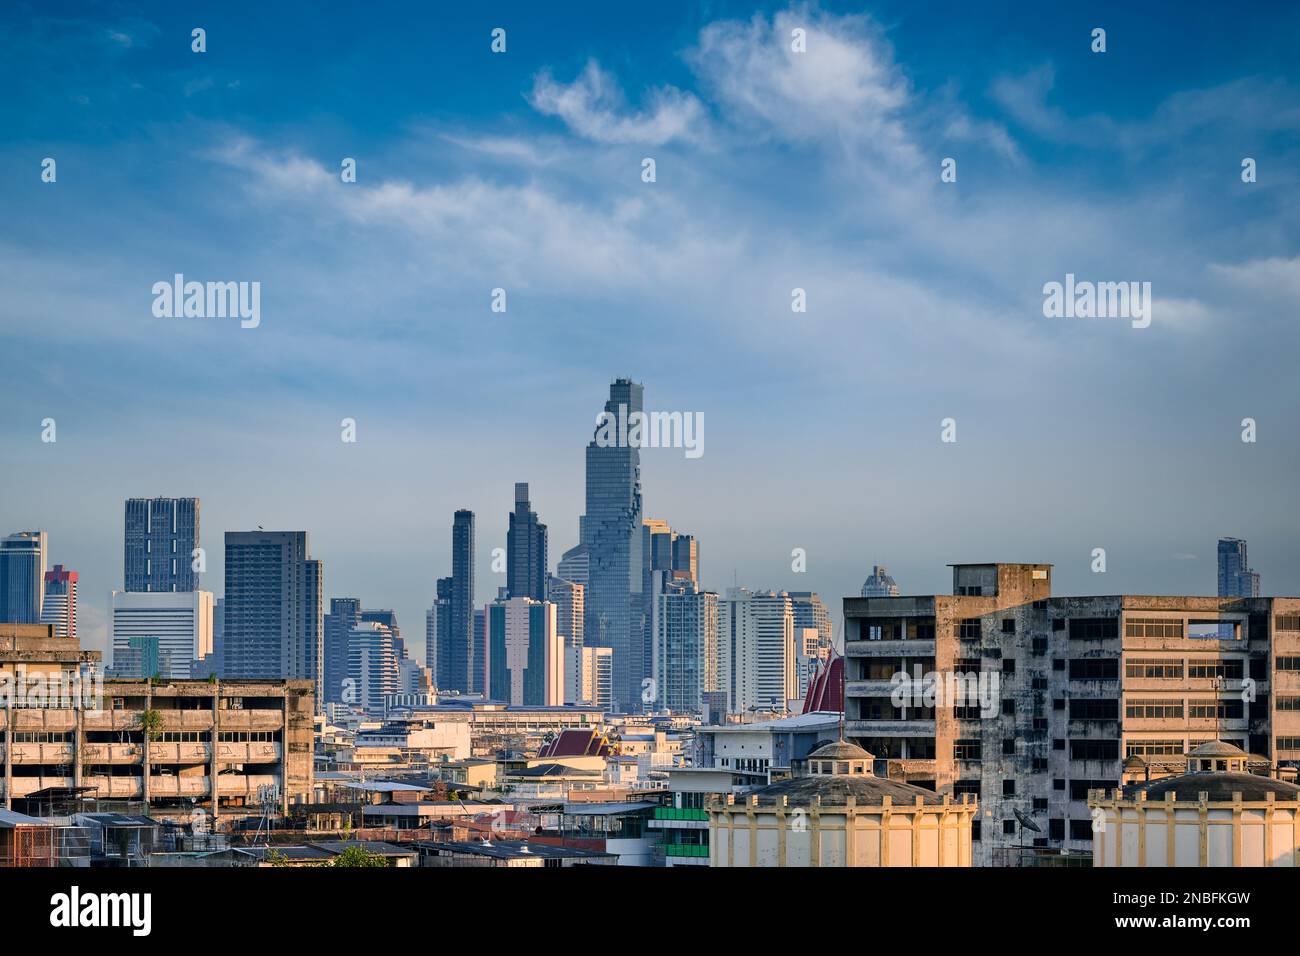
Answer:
[148,775,210,798]
[663,843,710,859]
[846,679,904,697]
[6,775,75,797]
[79,742,142,764]
[847,640,936,658]
[8,742,73,764]
[217,710,283,732]
[149,742,212,763]
[9,710,77,733]
[161,711,214,732]
[81,776,144,799]
[845,718,935,737]
[83,710,142,732]
[217,774,279,797]
[213,742,281,764]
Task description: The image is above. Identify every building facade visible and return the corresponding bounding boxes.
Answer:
[507,483,547,601]
[583,379,645,712]
[222,532,323,694]
[0,532,47,625]
[655,579,718,713]
[844,561,1300,866]
[485,597,562,707]
[39,565,78,639]
[123,497,200,592]
[110,589,214,679]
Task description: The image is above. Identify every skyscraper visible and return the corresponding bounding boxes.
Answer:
[432,575,452,689]
[655,577,718,713]
[861,565,900,598]
[124,497,200,592]
[111,589,214,679]
[437,510,476,693]
[0,531,47,625]
[1218,538,1260,597]
[507,483,548,601]
[788,591,833,651]
[324,597,361,705]
[39,564,78,639]
[347,620,400,715]
[223,532,323,696]
[485,596,562,706]
[583,378,645,712]
[557,542,589,588]
[642,518,700,708]
[547,574,585,648]
[717,588,796,713]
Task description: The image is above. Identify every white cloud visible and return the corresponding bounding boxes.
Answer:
[528,60,706,145]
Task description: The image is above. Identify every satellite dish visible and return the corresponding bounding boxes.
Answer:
[1013,808,1041,833]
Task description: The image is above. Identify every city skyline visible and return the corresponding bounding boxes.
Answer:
[2,1,1298,667]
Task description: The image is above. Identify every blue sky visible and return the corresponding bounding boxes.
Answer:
[2,1,1299,658]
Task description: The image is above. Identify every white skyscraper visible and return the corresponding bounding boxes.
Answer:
[716,588,796,714]
[111,589,214,678]
[348,621,401,715]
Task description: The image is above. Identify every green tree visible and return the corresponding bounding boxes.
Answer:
[137,708,164,741]
[330,845,385,868]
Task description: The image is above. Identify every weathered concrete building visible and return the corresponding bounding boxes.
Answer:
[0,623,313,822]
[844,563,1300,866]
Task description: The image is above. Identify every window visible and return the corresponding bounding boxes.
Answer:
[1031,757,1048,771]
[1049,818,1065,839]
[953,704,983,720]
[1070,698,1118,720]
[1032,638,1048,655]
[1070,779,1116,800]
[1002,738,1016,756]
[1070,739,1119,761]
[1188,699,1243,719]
[1125,658,1182,679]
[1002,659,1016,674]
[1277,738,1300,754]
[1052,658,1066,671]
[1053,738,1065,751]
[1069,658,1119,680]
[955,658,982,672]
[1033,798,1048,811]
[1053,778,1065,791]
[972,820,982,841]
[1069,820,1094,841]
[953,739,982,760]
[1053,698,1066,711]
[953,779,981,797]
[1187,659,1244,680]
[1126,739,1184,757]
[1124,618,1183,639]
[1002,779,1016,796]
[1277,696,1300,712]
[1032,677,1048,691]
[1001,619,1016,634]
[957,619,981,640]
[1052,618,1066,632]
[1002,699,1016,716]
[1275,616,1300,632]
[1277,657,1300,672]
[1126,699,1183,719]
[1002,820,1016,835]
[1070,618,1119,641]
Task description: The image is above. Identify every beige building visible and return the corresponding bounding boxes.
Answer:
[0,623,312,822]
[708,741,976,866]
[844,562,1300,865]
[1090,741,1300,867]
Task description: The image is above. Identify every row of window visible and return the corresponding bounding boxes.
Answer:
[1125,699,1244,719]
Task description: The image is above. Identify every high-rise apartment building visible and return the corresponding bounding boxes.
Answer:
[655,577,718,713]
[789,591,833,651]
[323,597,361,705]
[484,596,562,706]
[222,532,323,698]
[0,531,47,625]
[436,510,476,694]
[110,589,214,679]
[1218,538,1260,598]
[348,620,401,714]
[583,379,644,712]
[547,575,585,648]
[507,483,548,601]
[843,561,1300,866]
[124,497,200,592]
[39,565,78,639]
[716,588,796,713]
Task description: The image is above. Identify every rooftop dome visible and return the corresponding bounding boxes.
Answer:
[809,741,874,762]
[1189,741,1247,758]
[1133,772,1300,803]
